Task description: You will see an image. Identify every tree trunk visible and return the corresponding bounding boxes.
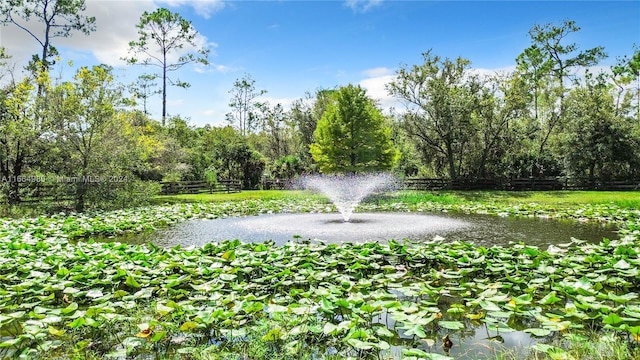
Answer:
[162,51,167,127]
[6,152,25,205]
[446,142,457,179]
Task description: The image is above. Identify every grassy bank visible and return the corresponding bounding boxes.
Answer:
[155,189,640,209]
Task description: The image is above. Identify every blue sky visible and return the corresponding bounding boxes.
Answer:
[2,0,639,126]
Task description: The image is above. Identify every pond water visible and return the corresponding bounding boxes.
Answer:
[103,211,618,249]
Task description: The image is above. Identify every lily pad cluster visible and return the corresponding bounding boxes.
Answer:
[0,198,639,359]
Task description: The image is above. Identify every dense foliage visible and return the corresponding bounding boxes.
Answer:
[1,9,639,211]
[0,197,639,359]
[310,85,399,173]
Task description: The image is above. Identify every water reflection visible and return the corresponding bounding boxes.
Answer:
[102,211,618,249]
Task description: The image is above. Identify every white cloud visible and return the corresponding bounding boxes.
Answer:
[1,0,223,71]
[362,67,394,78]
[358,67,398,111]
[195,62,236,74]
[168,98,184,107]
[344,0,383,13]
[1,0,156,67]
[156,0,225,19]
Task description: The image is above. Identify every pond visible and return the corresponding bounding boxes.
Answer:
[101,211,619,249]
[88,210,628,359]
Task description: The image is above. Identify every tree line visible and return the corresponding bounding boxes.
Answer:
[0,1,638,212]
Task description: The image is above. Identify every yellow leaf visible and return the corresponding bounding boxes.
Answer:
[465,312,485,320]
[179,321,199,332]
[135,329,152,338]
[48,326,66,336]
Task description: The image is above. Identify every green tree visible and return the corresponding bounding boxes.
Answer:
[466,73,529,179]
[226,74,267,136]
[521,20,607,175]
[0,70,54,204]
[0,0,96,72]
[612,47,640,117]
[310,84,398,173]
[251,102,294,163]
[386,51,482,179]
[54,65,132,211]
[202,126,265,189]
[123,8,209,126]
[128,74,160,116]
[289,89,335,169]
[561,71,639,179]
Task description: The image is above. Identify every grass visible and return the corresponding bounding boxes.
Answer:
[153,189,640,210]
[153,190,328,204]
[447,190,640,208]
[5,189,638,219]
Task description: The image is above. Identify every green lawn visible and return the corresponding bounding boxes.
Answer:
[154,189,640,209]
[153,190,325,204]
[414,190,640,208]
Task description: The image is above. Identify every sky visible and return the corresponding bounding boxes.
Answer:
[1,0,639,127]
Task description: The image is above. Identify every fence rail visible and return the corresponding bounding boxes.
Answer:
[9,177,640,204]
[159,180,242,195]
[404,177,640,191]
[263,177,640,192]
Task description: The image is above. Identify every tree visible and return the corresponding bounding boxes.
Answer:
[0,0,96,72]
[0,69,54,204]
[466,73,529,178]
[515,45,551,122]
[387,51,482,179]
[128,74,160,116]
[528,20,607,90]
[612,47,640,117]
[561,72,639,179]
[123,8,209,126]
[203,126,265,188]
[521,20,607,175]
[226,74,266,136]
[289,89,335,167]
[54,65,129,211]
[254,102,291,161]
[310,84,398,173]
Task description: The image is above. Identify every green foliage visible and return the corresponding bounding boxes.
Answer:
[226,74,267,136]
[387,51,483,179]
[205,167,218,186]
[202,126,265,189]
[0,69,54,204]
[271,155,304,179]
[123,7,209,125]
[310,84,399,173]
[561,72,639,179]
[0,196,640,359]
[52,65,136,211]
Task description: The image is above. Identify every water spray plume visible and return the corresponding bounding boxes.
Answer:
[301,173,397,222]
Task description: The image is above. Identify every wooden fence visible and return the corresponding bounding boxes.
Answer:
[9,177,639,204]
[159,180,242,195]
[404,177,640,191]
[262,177,640,192]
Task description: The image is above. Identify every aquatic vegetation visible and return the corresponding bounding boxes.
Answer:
[0,197,639,359]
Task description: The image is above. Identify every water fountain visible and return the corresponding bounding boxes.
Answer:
[301,173,397,222]
[111,172,618,248]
